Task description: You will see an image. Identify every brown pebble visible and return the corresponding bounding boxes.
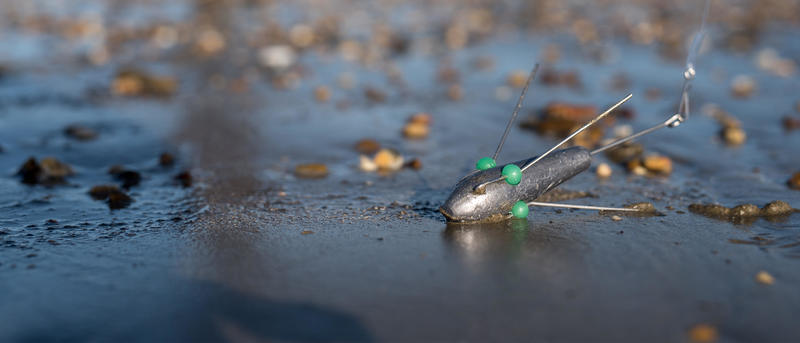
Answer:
[159,153,175,166]
[294,163,329,179]
[605,143,643,164]
[40,157,73,180]
[408,112,432,125]
[364,87,386,102]
[112,69,177,97]
[688,323,718,343]
[782,116,800,131]
[354,139,381,154]
[507,70,528,88]
[17,157,42,184]
[403,121,429,139]
[761,201,793,216]
[301,230,314,235]
[755,270,775,285]
[174,171,192,187]
[642,155,672,175]
[113,170,141,188]
[447,84,462,101]
[314,86,331,102]
[88,185,121,200]
[64,125,97,141]
[788,172,800,190]
[721,126,746,146]
[108,190,132,210]
[405,158,422,170]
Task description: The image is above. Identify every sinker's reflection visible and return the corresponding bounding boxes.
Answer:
[442,219,580,270]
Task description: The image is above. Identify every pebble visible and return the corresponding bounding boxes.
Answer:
[721,126,746,146]
[174,171,192,187]
[625,202,656,214]
[605,142,643,164]
[258,45,296,69]
[788,172,800,190]
[730,75,756,98]
[688,323,718,343]
[294,163,329,179]
[354,139,381,155]
[88,185,121,200]
[112,69,177,97]
[18,157,73,185]
[405,158,423,170]
[762,201,793,216]
[314,86,331,102]
[373,149,404,171]
[108,190,133,210]
[447,84,462,101]
[159,152,175,166]
[611,215,622,221]
[755,270,775,285]
[110,169,141,188]
[596,163,612,178]
[642,155,672,175]
[730,204,759,217]
[64,125,98,141]
[359,155,378,172]
[507,70,528,88]
[782,116,800,131]
[403,121,429,139]
[364,87,386,103]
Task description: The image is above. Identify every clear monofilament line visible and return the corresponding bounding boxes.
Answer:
[526,201,640,212]
[492,64,540,161]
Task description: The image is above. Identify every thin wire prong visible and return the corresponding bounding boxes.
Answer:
[473,93,633,193]
[520,93,632,173]
[526,201,640,212]
[492,64,540,160]
[590,114,682,155]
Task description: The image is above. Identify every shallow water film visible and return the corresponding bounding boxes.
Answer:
[1,0,800,341]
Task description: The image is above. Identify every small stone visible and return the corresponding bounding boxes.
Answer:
[408,112,432,125]
[364,87,386,103]
[721,126,746,146]
[596,163,612,179]
[731,75,756,98]
[611,215,622,221]
[403,121,429,139]
[258,45,296,70]
[507,70,528,88]
[730,204,759,217]
[447,84,462,101]
[642,155,672,175]
[301,230,314,235]
[159,153,175,166]
[294,163,329,179]
[788,172,800,190]
[108,190,132,210]
[17,157,42,184]
[64,125,97,141]
[405,158,423,170]
[755,270,775,285]
[354,139,381,155]
[373,149,404,171]
[111,169,141,188]
[782,116,800,131]
[761,201,793,216]
[359,155,378,172]
[314,86,331,102]
[174,171,192,187]
[605,143,643,164]
[88,185,121,200]
[687,323,718,343]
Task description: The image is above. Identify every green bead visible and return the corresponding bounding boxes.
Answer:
[476,157,496,170]
[511,201,529,218]
[502,164,522,185]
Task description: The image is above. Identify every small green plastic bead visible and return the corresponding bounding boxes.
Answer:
[476,157,496,170]
[502,164,522,185]
[511,201,529,218]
